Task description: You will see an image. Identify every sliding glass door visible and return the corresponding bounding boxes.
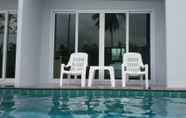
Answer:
[129,13,151,79]
[53,11,151,79]
[0,13,5,78]
[0,12,17,79]
[78,13,99,66]
[53,13,99,79]
[53,13,75,78]
[6,13,17,78]
[105,13,126,79]
[105,13,151,79]
[78,13,99,78]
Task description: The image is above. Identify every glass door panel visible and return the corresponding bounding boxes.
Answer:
[0,13,5,78]
[53,13,75,78]
[78,13,99,78]
[104,13,126,79]
[52,12,151,81]
[129,13,151,79]
[6,14,17,78]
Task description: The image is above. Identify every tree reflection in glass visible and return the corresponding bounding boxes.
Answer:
[6,14,17,78]
[53,13,75,78]
[104,13,126,79]
[0,14,5,78]
[129,13,151,79]
[79,13,99,78]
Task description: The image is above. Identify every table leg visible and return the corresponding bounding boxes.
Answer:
[88,68,94,87]
[109,68,115,88]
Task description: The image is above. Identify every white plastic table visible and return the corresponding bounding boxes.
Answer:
[88,66,115,88]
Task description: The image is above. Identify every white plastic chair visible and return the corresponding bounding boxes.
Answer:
[122,52,149,89]
[60,52,88,87]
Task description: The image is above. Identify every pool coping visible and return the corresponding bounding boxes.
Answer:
[1,87,186,98]
[1,87,186,92]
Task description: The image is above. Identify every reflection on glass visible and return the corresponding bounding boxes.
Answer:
[53,13,75,78]
[105,13,126,79]
[6,14,17,78]
[0,14,5,78]
[129,13,150,79]
[79,13,99,78]
[79,13,99,66]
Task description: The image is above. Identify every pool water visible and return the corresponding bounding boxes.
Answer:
[0,89,186,118]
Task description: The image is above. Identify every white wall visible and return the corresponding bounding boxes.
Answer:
[0,0,18,10]
[39,0,166,86]
[166,0,186,88]
[14,0,166,87]
[15,0,43,87]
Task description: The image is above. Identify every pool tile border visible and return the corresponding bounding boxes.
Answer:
[0,88,186,98]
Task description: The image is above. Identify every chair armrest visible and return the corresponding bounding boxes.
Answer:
[140,66,145,71]
[61,64,71,70]
[122,64,127,71]
[83,65,88,71]
[140,64,148,71]
[145,64,148,71]
[61,64,70,67]
[64,66,71,71]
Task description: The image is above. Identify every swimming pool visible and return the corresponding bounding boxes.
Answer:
[0,88,186,118]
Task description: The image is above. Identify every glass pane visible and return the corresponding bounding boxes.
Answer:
[53,13,75,78]
[79,13,99,66]
[6,14,17,78]
[129,13,151,79]
[105,13,126,79]
[78,13,99,78]
[0,14,5,78]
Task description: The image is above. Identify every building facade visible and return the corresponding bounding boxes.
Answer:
[0,0,185,89]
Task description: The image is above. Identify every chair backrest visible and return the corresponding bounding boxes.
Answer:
[68,52,88,72]
[123,52,144,73]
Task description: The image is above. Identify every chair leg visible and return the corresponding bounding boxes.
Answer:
[88,68,94,87]
[74,75,77,79]
[145,73,149,89]
[81,77,85,88]
[60,65,64,87]
[60,74,63,87]
[81,72,86,87]
[110,68,115,88]
[145,65,149,89]
[122,71,127,87]
[140,75,143,87]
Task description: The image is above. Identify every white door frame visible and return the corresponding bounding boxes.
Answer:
[50,9,154,83]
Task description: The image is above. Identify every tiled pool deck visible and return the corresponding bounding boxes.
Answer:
[1,79,186,98]
[0,79,167,90]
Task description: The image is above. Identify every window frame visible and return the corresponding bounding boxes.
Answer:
[0,10,17,80]
[50,9,154,81]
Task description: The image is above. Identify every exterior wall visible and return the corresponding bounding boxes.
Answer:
[0,0,17,10]
[15,0,43,87]
[5,0,186,89]
[39,0,166,86]
[13,0,166,87]
[166,0,186,88]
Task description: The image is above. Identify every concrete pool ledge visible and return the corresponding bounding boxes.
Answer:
[1,85,186,92]
[1,79,186,91]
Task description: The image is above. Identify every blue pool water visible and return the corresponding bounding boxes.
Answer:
[0,89,186,118]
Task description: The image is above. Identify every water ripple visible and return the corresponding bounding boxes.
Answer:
[0,94,186,118]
